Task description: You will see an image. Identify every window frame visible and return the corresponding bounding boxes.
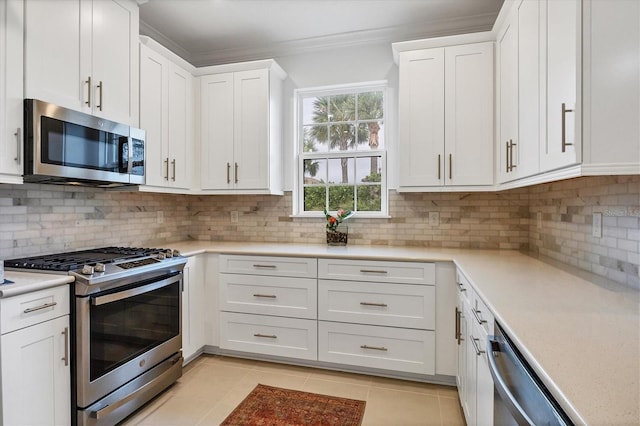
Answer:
[293,81,389,218]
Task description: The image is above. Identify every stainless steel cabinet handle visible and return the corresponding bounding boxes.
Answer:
[171,159,176,181]
[14,128,21,163]
[437,154,441,179]
[505,141,510,172]
[61,327,69,366]
[226,162,231,183]
[164,158,169,180]
[360,302,388,307]
[85,76,92,107]
[253,294,276,298]
[561,102,574,152]
[457,282,467,292]
[235,162,238,183]
[509,140,517,171]
[471,336,485,356]
[472,308,487,325]
[359,269,388,274]
[360,345,388,351]
[252,264,276,269]
[254,333,277,339]
[23,301,57,313]
[97,80,103,111]
[449,153,452,179]
[455,307,461,344]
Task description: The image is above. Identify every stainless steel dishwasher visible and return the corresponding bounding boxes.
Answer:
[487,323,574,426]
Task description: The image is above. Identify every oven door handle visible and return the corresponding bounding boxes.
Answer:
[487,336,535,426]
[91,275,180,306]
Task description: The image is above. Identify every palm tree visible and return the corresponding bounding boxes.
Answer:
[357,92,383,176]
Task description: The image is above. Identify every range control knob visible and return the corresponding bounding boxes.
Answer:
[94,263,106,273]
[165,249,173,258]
[81,265,94,275]
[173,250,181,257]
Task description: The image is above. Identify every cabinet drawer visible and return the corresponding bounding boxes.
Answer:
[456,269,473,305]
[1,285,70,334]
[471,293,494,336]
[318,259,435,285]
[220,312,317,360]
[318,321,435,375]
[318,280,435,329]
[220,255,317,278]
[220,274,317,319]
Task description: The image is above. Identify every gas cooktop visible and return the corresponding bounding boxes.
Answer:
[5,246,179,272]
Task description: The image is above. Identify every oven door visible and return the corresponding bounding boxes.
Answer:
[76,272,182,409]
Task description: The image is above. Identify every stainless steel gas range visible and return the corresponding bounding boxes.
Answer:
[6,247,187,426]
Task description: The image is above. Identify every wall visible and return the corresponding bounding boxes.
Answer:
[0,176,638,289]
[0,183,191,258]
[529,175,640,289]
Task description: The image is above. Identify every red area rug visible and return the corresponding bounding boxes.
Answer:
[221,384,366,426]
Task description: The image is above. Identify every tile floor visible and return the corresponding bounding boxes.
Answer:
[122,354,466,426]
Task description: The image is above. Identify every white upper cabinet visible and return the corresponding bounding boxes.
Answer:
[139,39,194,191]
[497,0,542,182]
[0,0,24,183]
[398,48,445,187]
[396,39,494,190]
[540,0,580,172]
[199,61,285,194]
[581,0,640,174]
[24,0,139,126]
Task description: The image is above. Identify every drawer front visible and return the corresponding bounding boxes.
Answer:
[318,321,435,375]
[220,255,317,278]
[220,312,317,360]
[1,285,70,334]
[220,274,317,319]
[318,259,435,285]
[318,280,435,329]
[456,269,473,305]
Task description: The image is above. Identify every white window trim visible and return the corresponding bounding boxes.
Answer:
[292,81,389,218]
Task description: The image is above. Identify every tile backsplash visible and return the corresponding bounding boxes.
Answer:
[0,175,638,288]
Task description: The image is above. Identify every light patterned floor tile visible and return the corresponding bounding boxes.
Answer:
[362,387,442,426]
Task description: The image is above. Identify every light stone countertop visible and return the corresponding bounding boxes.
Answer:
[0,271,74,298]
[169,240,640,426]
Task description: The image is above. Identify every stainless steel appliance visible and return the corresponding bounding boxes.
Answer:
[24,99,145,187]
[6,247,186,426]
[488,323,573,426]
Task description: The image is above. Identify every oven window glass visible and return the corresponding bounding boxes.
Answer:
[89,280,180,381]
[41,116,127,172]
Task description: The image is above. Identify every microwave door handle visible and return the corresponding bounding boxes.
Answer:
[91,275,180,306]
[487,337,535,426]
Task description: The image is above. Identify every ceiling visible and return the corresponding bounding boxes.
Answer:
[138,0,504,67]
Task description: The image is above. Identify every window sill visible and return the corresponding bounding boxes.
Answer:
[290,213,391,219]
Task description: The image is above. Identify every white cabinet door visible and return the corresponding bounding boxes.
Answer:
[200,73,234,190]
[456,301,468,418]
[1,315,70,426]
[167,62,192,189]
[24,0,85,112]
[463,296,477,425]
[444,42,494,185]
[476,346,495,426]
[541,0,579,171]
[0,0,23,182]
[182,255,205,362]
[234,69,270,190]
[398,48,445,187]
[140,44,169,187]
[91,0,139,125]
[496,8,519,183]
[515,0,541,178]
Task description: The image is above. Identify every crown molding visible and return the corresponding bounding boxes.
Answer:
[141,11,498,67]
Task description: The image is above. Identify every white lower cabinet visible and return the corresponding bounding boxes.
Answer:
[182,255,206,363]
[0,285,71,426]
[220,311,317,360]
[456,269,494,426]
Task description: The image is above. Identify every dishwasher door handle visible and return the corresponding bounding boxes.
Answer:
[487,337,535,426]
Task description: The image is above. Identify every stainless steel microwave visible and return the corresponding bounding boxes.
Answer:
[24,99,145,187]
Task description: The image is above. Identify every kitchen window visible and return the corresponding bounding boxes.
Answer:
[295,82,388,217]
